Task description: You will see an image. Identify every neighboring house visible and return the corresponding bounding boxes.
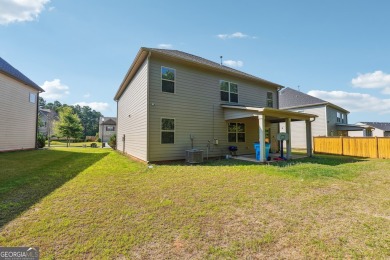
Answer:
[114,48,317,162]
[0,57,44,152]
[38,108,58,137]
[99,117,117,143]
[279,87,366,149]
[349,122,390,137]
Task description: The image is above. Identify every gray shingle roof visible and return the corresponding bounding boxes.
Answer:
[279,87,328,109]
[145,48,283,88]
[0,57,43,92]
[100,117,116,125]
[359,122,390,131]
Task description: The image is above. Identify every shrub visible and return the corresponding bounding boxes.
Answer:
[108,134,116,150]
[37,133,46,148]
[97,138,101,142]
[90,143,97,148]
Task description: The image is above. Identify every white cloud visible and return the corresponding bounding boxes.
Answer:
[83,93,91,98]
[351,71,390,92]
[157,43,173,49]
[223,60,244,68]
[0,0,50,25]
[308,90,390,114]
[40,79,70,100]
[217,32,249,39]
[74,102,109,113]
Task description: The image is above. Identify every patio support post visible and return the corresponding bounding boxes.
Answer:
[285,118,292,159]
[306,120,313,157]
[258,115,266,162]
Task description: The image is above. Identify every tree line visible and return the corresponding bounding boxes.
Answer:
[39,97,103,145]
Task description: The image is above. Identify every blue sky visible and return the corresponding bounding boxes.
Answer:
[1,0,390,123]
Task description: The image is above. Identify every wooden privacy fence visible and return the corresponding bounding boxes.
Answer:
[313,137,390,159]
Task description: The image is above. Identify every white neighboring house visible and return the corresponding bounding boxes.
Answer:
[0,57,44,152]
[279,87,367,149]
[349,122,390,137]
[114,48,318,162]
[38,108,58,138]
[99,117,117,143]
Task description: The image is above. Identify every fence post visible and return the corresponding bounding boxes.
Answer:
[375,137,379,158]
[340,136,344,155]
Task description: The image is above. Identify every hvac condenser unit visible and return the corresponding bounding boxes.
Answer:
[185,149,204,163]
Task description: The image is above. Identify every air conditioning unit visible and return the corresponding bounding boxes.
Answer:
[185,149,204,163]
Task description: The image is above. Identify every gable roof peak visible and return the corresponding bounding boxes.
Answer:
[0,57,43,92]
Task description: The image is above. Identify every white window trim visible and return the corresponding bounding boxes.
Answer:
[220,80,239,103]
[161,117,175,144]
[227,122,246,143]
[161,66,176,94]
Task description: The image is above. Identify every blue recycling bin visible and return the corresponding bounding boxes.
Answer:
[254,142,270,160]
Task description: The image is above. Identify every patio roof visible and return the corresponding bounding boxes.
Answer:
[221,104,318,122]
[335,123,374,131]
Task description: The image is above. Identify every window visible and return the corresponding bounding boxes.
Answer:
[161,67,175,93]
[29,93,36,103]
[220,80,238,103]
[337,112,342,123]
[161,118,175,144]
[228,122,245,142]
[106,126,115,131]
[266,92,273,107]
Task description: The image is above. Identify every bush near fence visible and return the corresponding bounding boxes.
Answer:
[313,137,390,159]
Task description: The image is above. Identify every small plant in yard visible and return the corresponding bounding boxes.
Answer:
[36,133,45,148]
[90,143,97,148]
[108,134,116,150]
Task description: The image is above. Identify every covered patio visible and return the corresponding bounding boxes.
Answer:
[234,153,309,163]
[222,105,318,162]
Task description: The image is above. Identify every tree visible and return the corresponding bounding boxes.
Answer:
[40,97,103,139]
[39,97,46,108]
[55,107,83,147]
[73,104,102,137]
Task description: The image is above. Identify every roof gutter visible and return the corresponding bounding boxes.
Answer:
[114,48,149,101]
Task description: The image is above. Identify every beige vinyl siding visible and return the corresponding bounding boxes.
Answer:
[372,128,385,137]
[148,56,278,161]
[0,73,38,151]
[117,59,148,161]
[326,106,347,136]
[280,105,327,149]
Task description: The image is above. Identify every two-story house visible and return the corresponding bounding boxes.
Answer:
[38,108,58,138]
[349,122,390,137]
[114,48,317,162]
[99,117,117,143]
[0,57,44,152]
[279,87,366,148]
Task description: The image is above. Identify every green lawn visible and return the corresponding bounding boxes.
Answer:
[0,148,389,259]
[45,141,103,147]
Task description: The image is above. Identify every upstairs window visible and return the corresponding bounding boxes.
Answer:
[106,126,115,131]
[161,118,175,144]
[29,93,36,103]
[228,122,245,142]
[220,80,238,103]
[161,67,175,93]
[266,92,273,107]
[337,112,342,123]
